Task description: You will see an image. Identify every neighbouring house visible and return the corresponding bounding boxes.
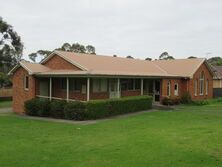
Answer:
[212,66,222,97]
[9,50,214,113]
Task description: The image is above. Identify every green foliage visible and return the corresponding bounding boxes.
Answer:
[25,96,152,120]
[208,57,222,66]
[159,52,175,60]
[37,99,50,117]
[180,92,192,104]
[0,72,11,88]
[25,98,50,117]
[64,101,86,120]
[145,57,152,61]
[0,17,23,73]
[162,97,181,105]
[24,99,40,116]
[29,42,96,62]
[49,100,66,118]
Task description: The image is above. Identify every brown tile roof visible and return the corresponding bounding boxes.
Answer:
[152,58,206,78]
[212,66,222,79]
[9,51,209,78]
[8,60,50,75]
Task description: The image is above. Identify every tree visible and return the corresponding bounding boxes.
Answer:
[145,57,152,61]
[188,56,197,59]
[29,42,96,62]
[0,17,23,73]
[208,57,222,66]
[159,52,174,60]
[126,55,134,59]
[29,50,52,62]
[86,45,96,54]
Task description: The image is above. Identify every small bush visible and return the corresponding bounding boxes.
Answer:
[64,102,86,120]
[37,99,50,117]
[50,100,66,118]
[181,92,192,104]
[24,98,39,116]
[162,97,180,105]
[192,100,210,106]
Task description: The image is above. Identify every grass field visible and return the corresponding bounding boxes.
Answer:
[0,101,12,108]
[0,103,222,167]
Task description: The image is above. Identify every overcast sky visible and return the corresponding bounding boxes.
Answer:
[1,0,222,60]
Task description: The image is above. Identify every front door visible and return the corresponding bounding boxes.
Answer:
[109,79,118,98]
[153,80,160,102]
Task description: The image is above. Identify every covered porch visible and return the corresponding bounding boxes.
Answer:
[36,76,162,102]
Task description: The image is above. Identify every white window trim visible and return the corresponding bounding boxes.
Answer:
[194,80,198,96]
[24,76,29,91]
[174,83,179,96]
[167,81,171,97]
[199,72,204,96]
[206,80,208,95]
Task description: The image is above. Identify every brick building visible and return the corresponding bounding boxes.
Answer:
[9,50,214,113]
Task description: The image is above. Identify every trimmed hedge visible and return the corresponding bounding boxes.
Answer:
[24,98,50,116]
[24,96,153,120]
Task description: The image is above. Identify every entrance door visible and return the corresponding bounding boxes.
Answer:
[109,79,118,98]
[39,80,49,96]
[153,80,160,102]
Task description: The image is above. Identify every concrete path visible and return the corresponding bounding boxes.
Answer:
[0,107,12,113]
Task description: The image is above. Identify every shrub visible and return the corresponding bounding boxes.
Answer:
[162,97,180,105]
[180,92,192,104]
[24,98,40,116]
[50,100,66,118]
[25,98,50,117]
[64,101,86,120]
[192,100,210,106]
[37,99,50,117]
[85,96,153,120]
[25,96,153,121]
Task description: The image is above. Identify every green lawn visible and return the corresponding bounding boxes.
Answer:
[1,103,222,167]
[0,101,12,108]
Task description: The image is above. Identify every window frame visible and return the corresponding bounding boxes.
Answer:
[206,79,208,95]
[92,78,108,93]
[174,83,179,96]
[194,79,198,96]
[199,71,204,96]
[24,75,29,90]
[167,81,171,97]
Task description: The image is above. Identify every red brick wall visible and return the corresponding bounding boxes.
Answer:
[121,90,141,97]
[161,62,213,101]
[161,78,187,100]
[43,54,81,70]
[12,67,36,113]
[188,63,213,100]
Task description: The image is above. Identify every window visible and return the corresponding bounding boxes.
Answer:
[128,79,134,90]
[194,79,198,96]
[174,83,179,96]
[60,78,67,90]
[24,76,29,90]
[206,79,208,95]
[92,78,107,92]
[135,79,141,90]
[69,79,81,91]
[167,81,171,96]
[199,71,204,95]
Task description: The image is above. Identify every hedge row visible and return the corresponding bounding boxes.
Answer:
[24,96,153,120]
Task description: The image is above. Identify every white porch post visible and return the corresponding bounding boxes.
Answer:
[141,79,143,95]
[117,78,120,98]
[87,78,90,101]
[49,77,52,101]
[66,77,69,101]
